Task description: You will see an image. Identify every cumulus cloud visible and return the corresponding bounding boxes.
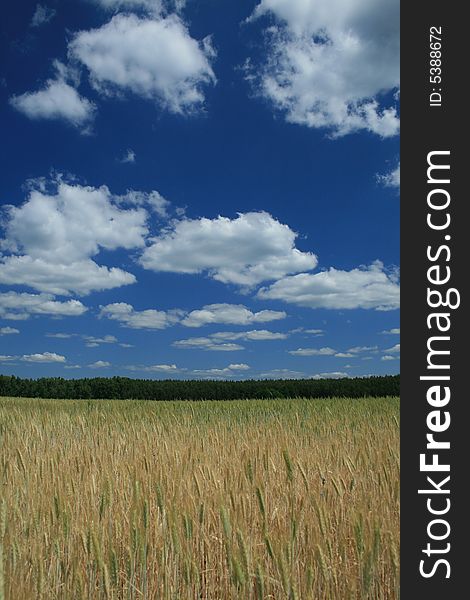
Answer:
[259,368,307,379]
[89,360,111,368]
[100,301,286,331]
[92,0,162,12]
[384,343,400,354]
[182,303,286,327]
[0,327,20,335]
[69,13,215,114]
[100,302,184,329]
[22,352,66,363]
[46,333,76,339]
[288,347,336,356]
[227,363,250,371]
[10,79,95,129]
[120,149,136,164]
[175,329,288,350]
[211,330,287,341]
[347,345,378,354]
[142,363,179,372]
[0,355,16,362]
[192,363,251,378]
[377,163,400,189]
[0,257,136,297]
[126,363,184,375]
[46,332,131,348]
[117,189,170,218]
[258,261,400,311]
[0,292,87,320]
[381,354,398,361]
[0,178,149,295]
[289,344,379,358]
[31,4,56,28]
[246,0,399,137]
[140,212,317,287]
[84,335,118,347]
[91,0,185,14]
[173,338,244,352]
[311,372,349,379]
[381,328,400,335]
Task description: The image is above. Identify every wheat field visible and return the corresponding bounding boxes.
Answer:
[0,396,399,599]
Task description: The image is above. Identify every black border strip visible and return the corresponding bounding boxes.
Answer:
[401,2,466,596]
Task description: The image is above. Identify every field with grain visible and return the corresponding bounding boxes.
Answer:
[0,396,399,599]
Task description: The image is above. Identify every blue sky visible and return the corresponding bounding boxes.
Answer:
[0,0,400,380]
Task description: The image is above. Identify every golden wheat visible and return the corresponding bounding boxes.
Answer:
[0,396,399,599]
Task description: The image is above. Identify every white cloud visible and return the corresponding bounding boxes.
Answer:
[192,363,251,378]
[347,345,378,354]
[258,261,400,311]
[64,364,82,369]
[259,368,307,379]
[92,0,162,12]
[31,4,57,28]
[120,149,136,164]
[89,360,111,368]
[46,333,76,339]
[146,364,179,372]
[117,189,170,218]
[311,372,348,379]
[381,328,400,335]
[100,301,286,332]
[0,355,17,362]
[304,329,324,335]
[381,355,398,361]
[182,303,286,327]
[129,363,180,373]
[384,343,400,354]
[190,363,250,378]
[227,363,250,371]
[173,337,244,352]
[1,178,148,295]
[140,212,317,287]
[211,329,287,341]
[22,352,66,363]
[378,163,400,188]
[0,257,136,297]
[91,0,185,14]
[0,292,87,320]
[289,345,379,358]
[288,347,336,356]
[175,329,287,351]
[0,327,19,335]
[84,335,118,347]
[100,302,183,329]
[10,80,95,129]
[247,0,399,137]
[69,13,215,114]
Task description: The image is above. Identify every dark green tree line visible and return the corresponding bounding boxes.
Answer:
[0,374,399,400]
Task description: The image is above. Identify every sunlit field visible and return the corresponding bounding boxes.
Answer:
[0,396,399,599]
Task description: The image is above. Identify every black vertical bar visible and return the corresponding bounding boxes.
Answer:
[401,2,466,597]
